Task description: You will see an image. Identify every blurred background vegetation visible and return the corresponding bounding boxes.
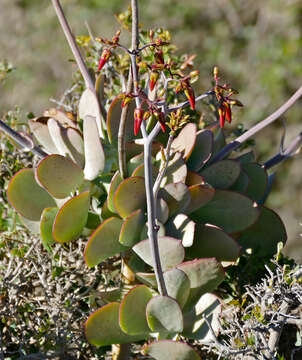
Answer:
[0,0,302,260]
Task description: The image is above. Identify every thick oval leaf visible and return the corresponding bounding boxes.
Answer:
[177,258,225,307]
[236,150,255,164]
[242,163,268,202]
[108,171,122,213]
[36,155,84,199]
[136,272,157,288]
[165,214,196,247]
[146,296,183,333]
[238,206,287,256]
[127,152,144,175]
[187,129,213,171]
[144,340,201,360]
[85,217,126,267]
[40,207,58,248]
[52,191,90,243]
[28,117,58,154]
[164,268,190,309]
[185,183,215,214]
[161,152,187,186]
[171,123,197,161]
[119,285,153,335]
[133,237,185,271]
[186,171,205,186]
[186,224,240,261]
[156,198,169,224]
[47,118,72,157]
[119,209,145,247]
[200,160,241,189]
[211,128,226,159]
[44,108,76,128]
[65,127,85,168]
[107,97,136,143]
[7,168,56,221]
[85,302,145,347]
[159,183,191,217]
[114,176,146,218]
[229,169,250,193]
[79,88,103,138]
[83,115,105,180]
[191,190,260,233]
[183,293,222,341]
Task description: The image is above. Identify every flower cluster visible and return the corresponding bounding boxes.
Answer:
[213,66,243,128]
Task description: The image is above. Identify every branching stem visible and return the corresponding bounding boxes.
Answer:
[211,85,302,163]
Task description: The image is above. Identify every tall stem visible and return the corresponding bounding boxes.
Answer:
[130,0,167,296]
[51,0,94,91]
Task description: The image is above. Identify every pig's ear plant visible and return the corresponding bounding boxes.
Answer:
[1,0,302,359]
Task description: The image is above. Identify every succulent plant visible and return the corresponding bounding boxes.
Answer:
[3,0,296,359]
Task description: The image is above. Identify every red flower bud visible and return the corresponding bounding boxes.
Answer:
[218,106,226,128]
[184,87,195,110]
[134,108,144,136]
[149,71,159,91]
[98,48,111,71]
[154,50,165,65]
[121,96,132,108]
[224,102,232,123]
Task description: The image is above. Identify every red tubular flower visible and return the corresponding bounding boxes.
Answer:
[218,106,226,128]
[149,71,159,91]
[155,111,166,132]
[184,86,195,110]
[98,48,111,71]
[134,108,144,136]
[224,102,232,123]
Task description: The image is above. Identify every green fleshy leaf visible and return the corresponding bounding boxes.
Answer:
[185,184,215,214]
[211,128,226,159]
[44,108,76,128]
[177,258,225,307]
[52,191,90,243]
[163,268,190,309]
[106,97,135,143]
[7,168,56,221]
[84,217,127,267]
[119,285,153,335]
[186,224,240,261]
[144,340,201,360]
[238,206,287,256]
[119,209,145,247]
[108,170,122,213]
[242,163,268,202]
[187,129,213,171]
[161,152,187,186]
[28,117,58,154]
[200,160,241,189]
[127,152,144,175]
[165,214,196,247]
[171,123,197,161]
[135,272,157,288]
[83,115,105,180]
[229,169,250,192]
[40,207,58,249]
[191,190,260,233]
[159,183,191,217]
[236,151,255,164]
[114,176,146,218]
[146,296,183,333]
[36,154,84,199]
[133,237,185,271]
[85,302,145,347]
[183,293,222,341]
[186,171,205,186]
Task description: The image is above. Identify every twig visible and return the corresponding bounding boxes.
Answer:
[0,120,47,158]
[263,131,302,169]
[153,134,174,199]
[211,85,302,163]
